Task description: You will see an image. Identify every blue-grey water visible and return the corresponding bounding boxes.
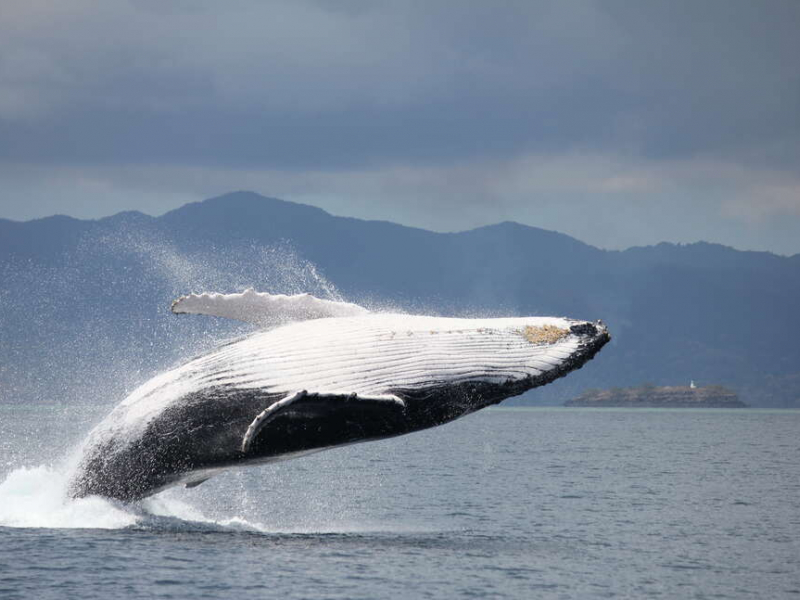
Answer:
[1,406,798,599]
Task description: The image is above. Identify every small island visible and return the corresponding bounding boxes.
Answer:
[565,384,748,408]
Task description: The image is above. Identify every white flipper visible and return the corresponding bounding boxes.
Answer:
[171,289,369,327]
[241,390,405,454]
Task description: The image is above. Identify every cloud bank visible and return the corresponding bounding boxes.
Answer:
[1,0,799,253]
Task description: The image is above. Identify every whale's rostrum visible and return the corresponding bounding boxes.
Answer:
[68,292,610,502]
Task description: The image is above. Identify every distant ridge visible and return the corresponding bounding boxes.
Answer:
[2,190,787,258]
[1,191,799,408]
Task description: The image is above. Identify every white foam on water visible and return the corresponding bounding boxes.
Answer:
[0,464,271,532]
[0,465,138,530]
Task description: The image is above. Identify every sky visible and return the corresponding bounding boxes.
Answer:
[1,0,799,254]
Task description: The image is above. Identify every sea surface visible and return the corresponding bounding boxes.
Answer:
[1,405,798,599]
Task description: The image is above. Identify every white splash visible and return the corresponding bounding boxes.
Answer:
[0,465,137,530]
[0,464,271,531]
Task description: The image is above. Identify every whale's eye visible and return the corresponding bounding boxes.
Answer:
[521,325,569,345]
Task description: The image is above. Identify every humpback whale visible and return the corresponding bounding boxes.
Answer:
[68,291,610,502]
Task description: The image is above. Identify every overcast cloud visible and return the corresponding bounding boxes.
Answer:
[1,0,799,254]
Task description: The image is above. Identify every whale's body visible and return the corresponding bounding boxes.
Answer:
[69,292,610,502]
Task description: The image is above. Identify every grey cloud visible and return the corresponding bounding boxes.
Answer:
[1,0,799,168]
[1,1,799,255]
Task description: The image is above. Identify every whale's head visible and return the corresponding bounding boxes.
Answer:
[371,314,610,411]
[515,318,610,388]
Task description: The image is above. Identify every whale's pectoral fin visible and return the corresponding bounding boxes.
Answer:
[241,391,406,455]
[171,290,369,327]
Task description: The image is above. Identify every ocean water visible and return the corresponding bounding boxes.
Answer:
[1,406,798,599]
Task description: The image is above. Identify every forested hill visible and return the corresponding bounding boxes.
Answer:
[1,191,798,408]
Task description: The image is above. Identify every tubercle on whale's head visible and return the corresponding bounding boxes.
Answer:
[567,319,610,342]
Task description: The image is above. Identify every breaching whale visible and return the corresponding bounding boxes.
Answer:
[68,291,610,502]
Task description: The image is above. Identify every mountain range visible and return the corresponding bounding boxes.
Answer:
[1,191,798,408]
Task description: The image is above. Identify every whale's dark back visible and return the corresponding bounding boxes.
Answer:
[69,388,280,501]
[68,382,503,502]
